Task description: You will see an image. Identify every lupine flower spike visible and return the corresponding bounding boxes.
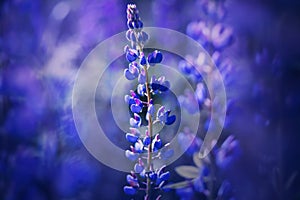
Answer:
[123,4,176,199]
[171,0,240,199]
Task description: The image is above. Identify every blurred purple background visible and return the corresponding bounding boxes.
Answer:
[1,0,300,199]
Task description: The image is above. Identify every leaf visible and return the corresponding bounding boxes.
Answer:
[193,152,203,168]
[175,165,199,179]
[162,180,194,189]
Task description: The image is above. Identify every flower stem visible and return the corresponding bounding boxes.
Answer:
[144,64,153,199]
[134,30,153,199]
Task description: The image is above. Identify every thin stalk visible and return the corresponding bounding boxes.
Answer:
[134,31,153,199]
[144,64,153,199]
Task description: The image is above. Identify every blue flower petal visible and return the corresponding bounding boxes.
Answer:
[156,106,165,119]
[140,55,146,65]
[134,140,144,153]
[124,69,136,80]
[148,50,163,65]
[124,95,135,105]
[143,136,151,146]
[127,20,134,29]
[134,163,144,173]
[137,84,145,96]
[158,83,169,92]
[126,175,139,187]
[159,171,170,181]
[125,133,139,143]
[123,186,137,195]
[126,50,138,62]
[149,172,157,181]
[178,60,193,74]
[125,150,138,161]
[130,104,142,113]
[165,115,176,125]
[153,139,162,151]
[130,114,141,128]
[129,127,140,136]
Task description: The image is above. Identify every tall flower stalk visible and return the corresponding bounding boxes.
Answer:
[123,4,175,199]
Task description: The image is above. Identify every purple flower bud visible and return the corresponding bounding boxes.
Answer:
[150,75,170,93]
[143,136,151,146]
[178,60,193,75]
[124,62,139,80]
[149,172,157,181]
[138,68,146,84]
[152,134,162,151]
[133,20,143,29]
[127,175,139,187]
[146,102,154,121]
[156,106,176,125]
[147,50,163,65]
[130,103,142,113]
[130,90,137,97]
[148,103,154,116]
[134,140,144,153]
[157,106,166,122]
[153,140,162,151]
[165,112,176,125]
[124,69,136,80]
[130,98,143,113]
[211,23,233,50]
[134,163,144,174]
[125,150,138,161]
[140,53,147,65]
[124,186,137,195]
[126,49,138,62]
[124,95,135,105]
[126,30,134,42]
[186,21,201,40]
[212,51,221,66]
[129,127,140,136]
[127,20,134,29]
[136,84,145,96]
[195,83,206,105]
[126,133,139,143]
[130,113,142,128]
